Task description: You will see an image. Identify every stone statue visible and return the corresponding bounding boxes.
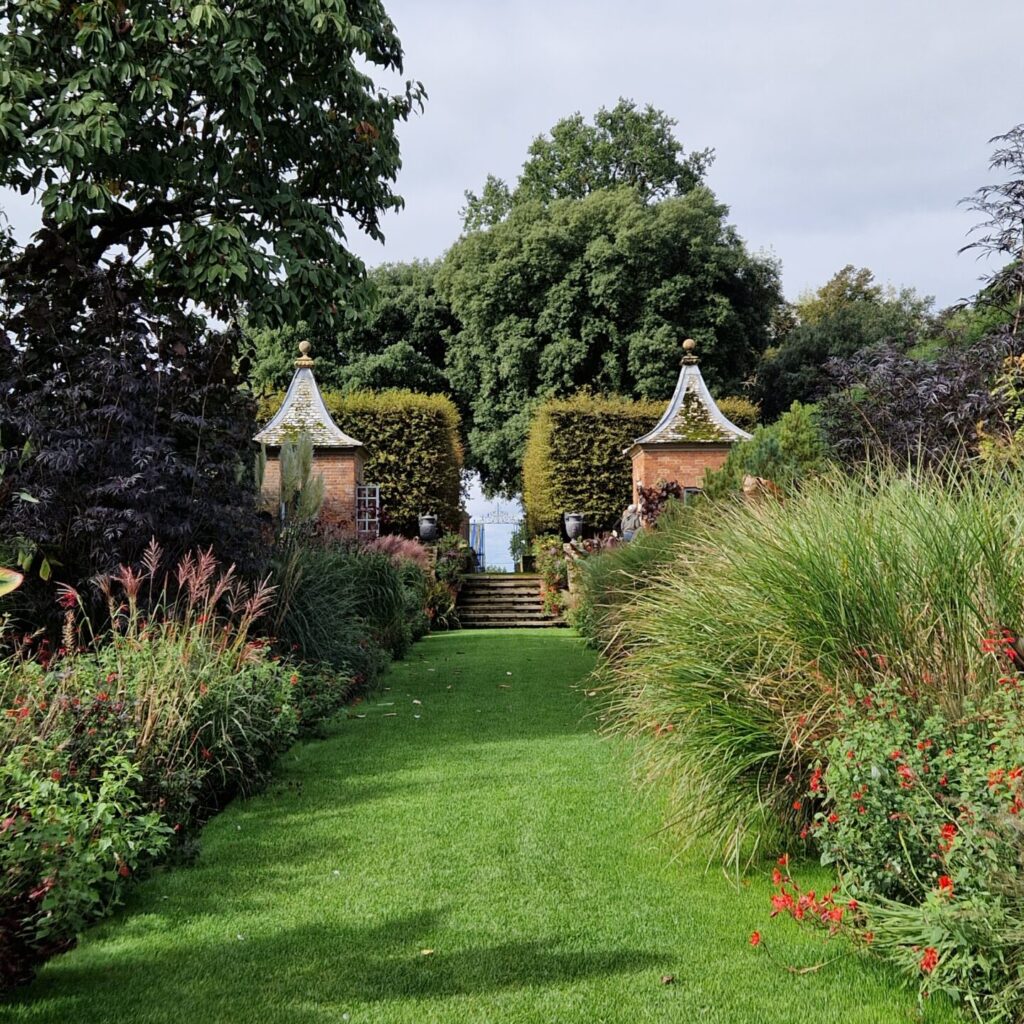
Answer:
[620,503,642,541]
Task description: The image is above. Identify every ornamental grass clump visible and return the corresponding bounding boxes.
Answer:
[600,464,1024,858]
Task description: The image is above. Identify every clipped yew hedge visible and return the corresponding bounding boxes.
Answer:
[258,390,463,536]
[522,394,662,534]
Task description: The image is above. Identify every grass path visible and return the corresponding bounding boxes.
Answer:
[2,630,955,1024]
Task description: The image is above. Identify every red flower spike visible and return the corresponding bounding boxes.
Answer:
[749,931,761,947]
[920,947,939,973]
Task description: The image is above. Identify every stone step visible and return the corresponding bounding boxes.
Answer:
[459,619,565,629]
[455,573,563,629]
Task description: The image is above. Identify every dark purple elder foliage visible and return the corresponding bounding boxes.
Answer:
[637,480,685,524]
[0,249,264,627]
[820,334,1020,467]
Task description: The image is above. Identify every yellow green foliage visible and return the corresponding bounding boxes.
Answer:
[522,394,661,534]
[258,390,463,536]
[715,396,760,431]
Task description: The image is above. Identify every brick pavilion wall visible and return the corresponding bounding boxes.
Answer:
[631,444,731,503]
[260,449,364,535]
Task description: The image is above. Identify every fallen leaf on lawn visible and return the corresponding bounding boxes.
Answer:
[346,713,366,719]
[412,699,422,705]
[660,974,675,985]
[498,684,511,690]
[420,948,434,956]
[506,672,512,676]
[383,712,398,718]
[377,702,395,707]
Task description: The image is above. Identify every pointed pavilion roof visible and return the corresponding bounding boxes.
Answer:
[627,338,751,453]
[254,341,364,449]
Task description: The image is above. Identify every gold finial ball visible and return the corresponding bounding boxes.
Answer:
[683,338,697,352]
[299,340,312,357]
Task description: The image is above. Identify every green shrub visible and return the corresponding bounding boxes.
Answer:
[532,534,569,617]
[573,499,695,648]
[433,532,475,588]
[0,549,322,986]
[522,394,662,534]
[599,465,1024,860]
[763,678,1024,1019]
[716,395,761,430]
[702,400,829,499]
[1,754,171,988]
[259,390,464,537]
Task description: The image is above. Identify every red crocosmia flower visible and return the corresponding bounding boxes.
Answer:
[845,749,855,760]
[827,906,844,923]
[118,862,131,878]
[939,775,948,787]
[863,931,874,944]
[96,691,109,702]
[889,749,903,760]
[28,876,56,901]
[897,764,915,788]
[792,800,802,811]
[847,899,859,910]
[827,812,840,824]
[938,875,954,896]
[799,827,809,840]
[749,931,761,947]
[777,854,789,866]
[772,868,783,885]
[50,769,62,782]
[989,768,1006,790]
[200,747,212,761]
[920,947,939,973]
[809,766,823,793]
[1010,767,1024,781]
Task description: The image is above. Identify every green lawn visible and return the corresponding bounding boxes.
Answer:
[2,630,956,1023]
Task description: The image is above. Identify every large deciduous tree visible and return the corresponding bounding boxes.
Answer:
[0,1,422,613]
[0,0,424,328]
[246,261,454,397]
[461,98,712,230]
[753,266,932,421]
[440,186,781,495]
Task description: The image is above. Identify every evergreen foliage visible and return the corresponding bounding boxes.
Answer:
[702,402,830,498]
[522,394,662,534]
[258,389,463,537]
[441,187,781,493]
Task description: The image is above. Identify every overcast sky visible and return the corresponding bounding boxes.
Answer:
[341,0,1024,309]
[2,0,1020,310]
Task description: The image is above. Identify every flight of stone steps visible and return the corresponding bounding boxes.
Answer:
[456,574,565,629]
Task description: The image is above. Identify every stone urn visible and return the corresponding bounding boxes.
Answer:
[418,514,438,543]
[563,512,584,541]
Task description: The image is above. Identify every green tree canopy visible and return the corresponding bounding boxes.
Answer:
[753,266,932,421]
[245,260,454,396]
[461,98,712,230]
[440,186,782,494]
[0,0,423,330]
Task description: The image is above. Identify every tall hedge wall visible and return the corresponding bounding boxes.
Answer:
[257,389,463,536]
[522,394,662,534]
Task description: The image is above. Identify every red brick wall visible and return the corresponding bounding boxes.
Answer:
[259,449,364,536]
[631,444,731,503]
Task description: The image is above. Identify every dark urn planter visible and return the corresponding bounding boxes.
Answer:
[418,514,438,543]
[564,512,584,541]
